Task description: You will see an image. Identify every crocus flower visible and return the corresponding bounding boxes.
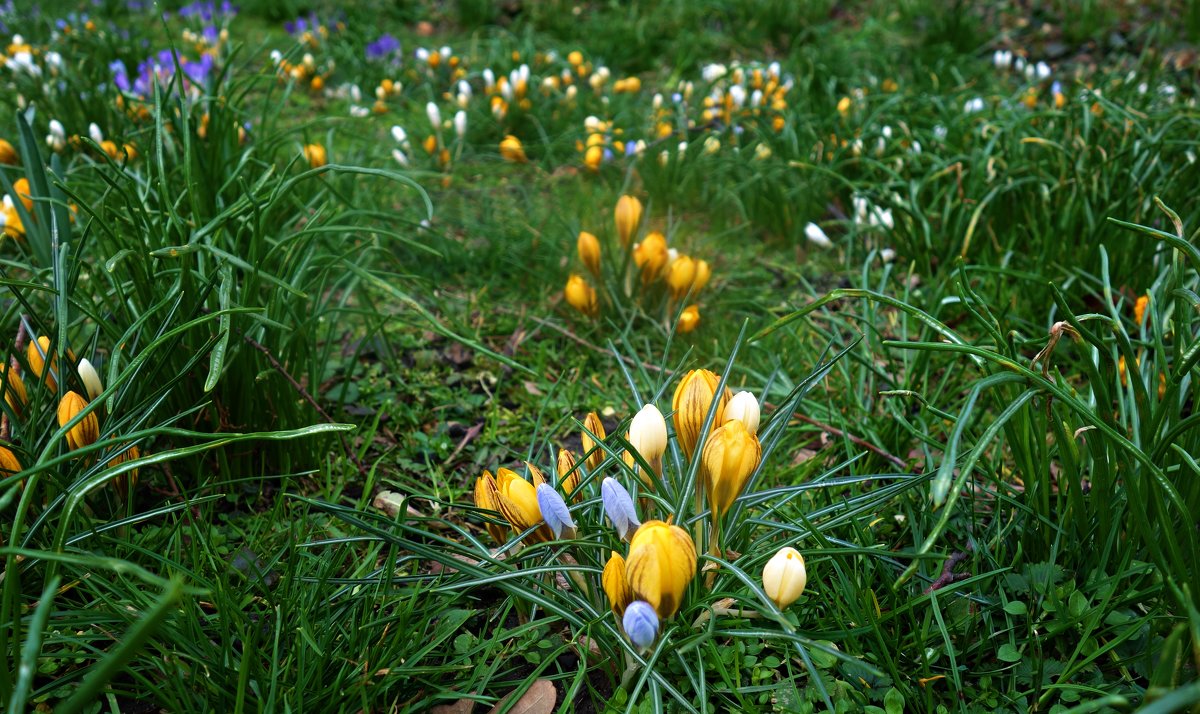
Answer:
[623,600,659,648]
[499,135,526,162]
[804,222,832,248]
[582,412,606,471]
[678,304,700,333]
[27,336,59,392]
[453,110,467,138]
[78,358,103,401]
[702,419,761,523]
[303,143,327,168]
[556,448,581,500]
[535,483,576,539]
[564,274,597,316]
[625,520,697,618]
[666,255,696,299]
[577,231,601,277]
[603,551,634,615]
[425,102,441,130]
[614,195,642,246]
[628,404,667,475]
[601,477,640,540]
[58,391,99,451]
[0,445,21,480]
[723,391,760,435]
[671,369,730,459]
[0,363,26,414]
[762,546,807,608]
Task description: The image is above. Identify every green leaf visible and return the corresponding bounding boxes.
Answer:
[883,687,904,714]
[1003,601,1028,616]
[996,644,1022,663]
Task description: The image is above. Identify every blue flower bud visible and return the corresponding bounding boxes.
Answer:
[601,477,641,540]
[535,483,576,539]
[623,600,658,648]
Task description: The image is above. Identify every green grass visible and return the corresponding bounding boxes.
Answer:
[0,0,1197,712]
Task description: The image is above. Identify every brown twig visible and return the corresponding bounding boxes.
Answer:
[924,551,970,594]
[241,333,368,477]
[788,413,910,470]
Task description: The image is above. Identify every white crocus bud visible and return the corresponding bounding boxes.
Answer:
[454,110,467,138]
[88,122,104,144]
[762,547,807,609]
[392,148,408,166]
[78,358,104,401]
[723,391,760,435]
[425,102,441,130]
[804,222,832,249]
[628,404,668,475]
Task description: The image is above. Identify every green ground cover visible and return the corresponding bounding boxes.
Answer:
[0,1,1198,711]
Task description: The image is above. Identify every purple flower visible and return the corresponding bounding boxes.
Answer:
[366,33,401,61]
[109,60,130,92]
[535,483,576,539]
[601,478,640,540]
[623,601,658,648]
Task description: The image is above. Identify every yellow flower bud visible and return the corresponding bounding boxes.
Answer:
[57,390,99,451]
[603,551,634,616]
[634,231,668,284]
[494,467,549,541]
[0,363,26,415]
[1134,294,1149,326]
[557,448,581,501]
[0,138,18,165]
[1,196,24,239]
[626,520,697,618]
[473,470,509,544]
[614,195,643,247]
[564,274,598,316]
[578,231,601,277]
[666,255,697,299]
[678,304,700,333]
[0,445,22,484]
[108,443,140,500]
[27,336,58,392]
[702,420,761,523]
[582,412,607,472]
[671,369,730,459]
[499,134,527,162]
[13,177,32,212]
[303,143,327,168]
[762,546,807,608]
[584,145,603,171]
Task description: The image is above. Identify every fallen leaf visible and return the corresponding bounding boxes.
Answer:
[523,381,544,396]
[486,679,556,714]
[431,698,476,714]
[372,490,405,517]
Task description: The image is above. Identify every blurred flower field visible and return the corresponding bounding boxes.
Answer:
[0,0,1199,711]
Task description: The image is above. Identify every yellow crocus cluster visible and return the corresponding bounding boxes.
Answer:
[603,519,697,619]
[473,467,551,544]
[562,196,711,331]
[0,332,143,498]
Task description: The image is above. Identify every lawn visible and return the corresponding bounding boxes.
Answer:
[0,0,1198,712]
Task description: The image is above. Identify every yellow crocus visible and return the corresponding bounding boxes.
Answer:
[625,520,697,619]
[702,420,761,523]
[564,274,598,316]
[634,231,668,284]
[303,143,327,168]
[109,443,140,500]
[582,411,607,471]
[57,390,99,451]
[692,260,711,292]
[602,551,634,616]
[671,369,730,459]
[0,139,17,165]
[678,305,700,333]
[0,363,26,415]
[473,470,510,544]
[557,448,581,501]
[666,255,697,299]
[494,467,549,541]
[27,336,58,392]
[614,195,642,247]
[578,231,601,277]
[1134,295,1149,326]
[499,135,527,163]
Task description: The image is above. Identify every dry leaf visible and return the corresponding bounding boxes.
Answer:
[523,381,544,396]
[486,679,556,714]
[431,698,476,714]
[372,490,405,517]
